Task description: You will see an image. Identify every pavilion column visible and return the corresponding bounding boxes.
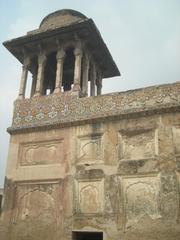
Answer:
[82,55,89,96]
[34,53,47,97]
[30,73,37,97]
[97,72,102,95]
[54,48,65,93]
[73,47,82,91]
[90,63,96,96]
[18,57,30,99]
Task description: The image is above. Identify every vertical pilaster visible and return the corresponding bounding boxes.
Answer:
[18,57,30,99]
[54,48,65,93]
[82,54,89,96]
[73,47,82,91]
[34,53,46,97]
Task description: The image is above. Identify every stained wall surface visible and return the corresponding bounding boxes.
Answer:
[1,82,180,239]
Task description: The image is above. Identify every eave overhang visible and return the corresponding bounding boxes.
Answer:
[3,19,120,78]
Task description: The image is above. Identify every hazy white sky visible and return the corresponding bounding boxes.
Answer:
[0,0,180,187]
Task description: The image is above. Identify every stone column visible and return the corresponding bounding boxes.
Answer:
[18,57,30,99]
[90,63,96,97]
[82,54,89,96]
[30,73,37,97]
[97,81,102,95]
[34,53,46,97]
[73,47,82,91]
[54,49,65,93]
[97,71,102,95]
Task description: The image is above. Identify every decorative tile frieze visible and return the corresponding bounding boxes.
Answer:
[9,82,180,133]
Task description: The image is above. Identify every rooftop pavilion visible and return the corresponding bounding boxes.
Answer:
[3,9,120,99]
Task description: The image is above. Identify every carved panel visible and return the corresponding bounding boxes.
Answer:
[77,134,103,164]
[14,182,62,226]
[19,139,64,166]
[119,129,158,160]
[121,175,160,229]
[75,179,104,214]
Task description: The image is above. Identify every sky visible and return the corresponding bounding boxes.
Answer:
[0,0,180,187]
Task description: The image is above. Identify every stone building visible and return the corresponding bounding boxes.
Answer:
[1,9,180,240]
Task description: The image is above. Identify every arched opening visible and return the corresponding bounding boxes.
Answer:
[43,51,57,95]
[62,47,75,91]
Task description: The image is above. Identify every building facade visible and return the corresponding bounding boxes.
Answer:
[1,9,180,240]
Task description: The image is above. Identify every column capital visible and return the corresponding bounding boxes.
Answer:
[23,57,31,67]
[74,47,82,57]
[56,38,62,47]
[56,49,66,60]
[38,53,46,65]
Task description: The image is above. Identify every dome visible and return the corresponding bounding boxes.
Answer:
[39,9,88,31]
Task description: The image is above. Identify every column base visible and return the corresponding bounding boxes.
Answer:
[33,92,42,97]
[54,87,61,94]
[81,92,88,97]
[17,95,24,100]
[72,84,81,91]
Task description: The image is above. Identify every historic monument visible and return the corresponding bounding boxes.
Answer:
[0,9,180,240]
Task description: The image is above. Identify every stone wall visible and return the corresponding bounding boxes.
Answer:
[1,105,180,239]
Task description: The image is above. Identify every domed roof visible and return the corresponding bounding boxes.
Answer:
[39,9,88,31]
